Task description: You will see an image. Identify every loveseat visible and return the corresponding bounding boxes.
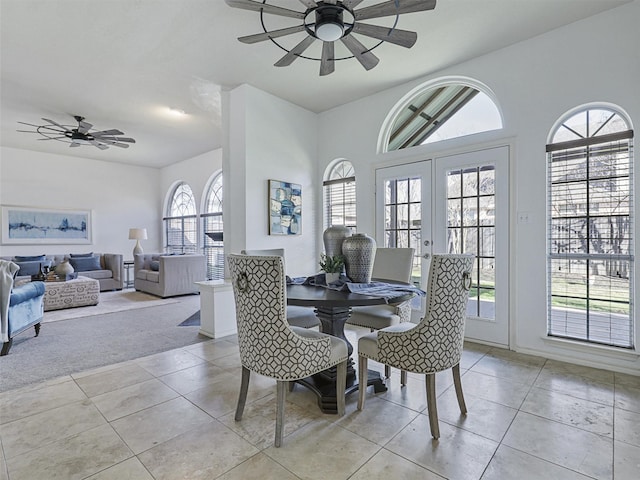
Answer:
[134,253,206,298]
[0,253,124,291]
[1,260,45,355]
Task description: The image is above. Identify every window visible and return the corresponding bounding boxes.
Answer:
[202,173,224,280]
[324,160,356,231]
[446,165,496,319]
[387,83,502,151]
[547,107,634,348]
[164,182,198,254]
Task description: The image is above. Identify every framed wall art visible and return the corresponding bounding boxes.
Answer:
[1,206,93,244]
[268,180,301,235]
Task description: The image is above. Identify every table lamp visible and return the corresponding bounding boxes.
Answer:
[128,228,147,257]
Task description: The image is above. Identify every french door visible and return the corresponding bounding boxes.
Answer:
[376,146,510,346]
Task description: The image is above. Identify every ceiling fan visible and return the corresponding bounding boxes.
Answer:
[17,115,136,150]
[226,0,437,76]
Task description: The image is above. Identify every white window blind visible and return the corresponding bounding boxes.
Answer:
[547,123,634,348]
[324,160,356,231]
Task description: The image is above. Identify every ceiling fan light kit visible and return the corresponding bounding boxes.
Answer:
[17,115,136,150]
[225,0,437,76]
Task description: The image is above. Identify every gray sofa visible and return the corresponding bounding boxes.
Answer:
[1,253,124,291]
[134,253,206,298]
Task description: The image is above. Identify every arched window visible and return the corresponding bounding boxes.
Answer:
[547,106,634,348]
[202,172,224,280]
[386,82,502,151]
[164,182,198,253]
[324,160,356,231]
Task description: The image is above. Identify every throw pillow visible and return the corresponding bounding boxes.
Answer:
[69,256,101,272]
[70,252,94,258]
[15,255,46,262]
[149,260,160,271]
[15,260,52,277]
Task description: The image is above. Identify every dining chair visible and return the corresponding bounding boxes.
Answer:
[357,254,474,439]
[227,254,348,447]
[346,247,415,378]
[242,248,320,329]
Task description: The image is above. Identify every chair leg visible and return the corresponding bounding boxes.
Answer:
[34,323,41,337]
[235,366,250,421]
[336,360,347,416]
[452,363,467,414]
[425,373,440,439]
[1,339,12,356]
[400,370,407,386]
[275,380,287,448]
[357,355,368,410]
[384,365,391,379]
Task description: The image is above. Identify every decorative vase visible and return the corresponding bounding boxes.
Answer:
[342,233,376,283]
[55,259,74,276]
[323,225,352,258]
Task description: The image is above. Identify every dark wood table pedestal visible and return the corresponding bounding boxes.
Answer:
[287,284,411,414]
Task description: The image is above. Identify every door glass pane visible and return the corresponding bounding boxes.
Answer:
[447,165,496,319]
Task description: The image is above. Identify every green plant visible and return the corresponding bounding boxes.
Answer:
[319,253,344,273]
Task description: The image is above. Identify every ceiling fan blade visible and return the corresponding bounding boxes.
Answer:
[91,129,124,137]
[354,0,436,21]
[17,121,41,128]
[323,0,337,4]
[42,118,69,130]
[69,142,82,148]
[36,136,66,140]
[274,35,316,67]
[113,137,136,143]
[298,0,317,7]
[343,0,365,8]
[320,41,335,76]
[77,119,93,134]
[225,0,305,19]
[97,136,136,144]
[351,23,417,48]
[340,34,379,70]
[238,25,306,44]
[90,141,109,150]
[109,142,130,148]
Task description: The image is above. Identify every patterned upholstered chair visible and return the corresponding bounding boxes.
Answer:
[357,254,474,439]
[241,248,320,330]
[347,247,415,378]
[227,254,348,447]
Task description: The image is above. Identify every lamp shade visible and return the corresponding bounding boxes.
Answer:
[128,228,147,240]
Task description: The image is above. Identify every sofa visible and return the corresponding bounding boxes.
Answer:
[1,260,45,355]
[0,253,124,291]
[134,253,206,298]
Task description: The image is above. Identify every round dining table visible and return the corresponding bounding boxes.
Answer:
[286,283,413,414]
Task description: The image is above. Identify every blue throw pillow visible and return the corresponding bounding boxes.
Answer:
[149,260,160,271]
[70,252,94,258]
[15,260,51,276]
[69,256,101,272]
[15,255,46,262]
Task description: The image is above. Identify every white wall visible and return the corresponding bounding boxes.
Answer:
[225,84,319,277]
[318,1,640,374]
[0,146,161,258]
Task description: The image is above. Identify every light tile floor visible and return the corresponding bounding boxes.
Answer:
[1,326,639,480]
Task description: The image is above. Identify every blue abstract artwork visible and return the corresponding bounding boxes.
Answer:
[2,206,92,244]
[269,180,301,235]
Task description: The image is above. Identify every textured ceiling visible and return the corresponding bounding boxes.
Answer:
[0,0,631,168]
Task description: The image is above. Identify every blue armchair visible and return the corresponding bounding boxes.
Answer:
[1,260,45,356]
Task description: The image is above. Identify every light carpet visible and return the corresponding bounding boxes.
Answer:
[43,290,180,323]
[0,294,208,393]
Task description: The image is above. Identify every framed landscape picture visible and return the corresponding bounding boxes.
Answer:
[1,206,92,244]
[269,180,301,235]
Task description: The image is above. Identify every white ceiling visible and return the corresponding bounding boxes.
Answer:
[0,0,630,169]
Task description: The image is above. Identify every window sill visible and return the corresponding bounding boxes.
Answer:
[542,336,639,362]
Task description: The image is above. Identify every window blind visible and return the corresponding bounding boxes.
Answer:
[547,131,634,348]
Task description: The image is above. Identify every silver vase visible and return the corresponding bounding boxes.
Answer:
[342,233,376,283]
[323,225,352,258]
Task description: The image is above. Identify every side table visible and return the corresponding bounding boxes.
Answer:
[124,260,135,289]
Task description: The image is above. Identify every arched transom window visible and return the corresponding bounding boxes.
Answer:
[387,83,502,151]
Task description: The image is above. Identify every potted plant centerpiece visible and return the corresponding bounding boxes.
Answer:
[319,253,344,284]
